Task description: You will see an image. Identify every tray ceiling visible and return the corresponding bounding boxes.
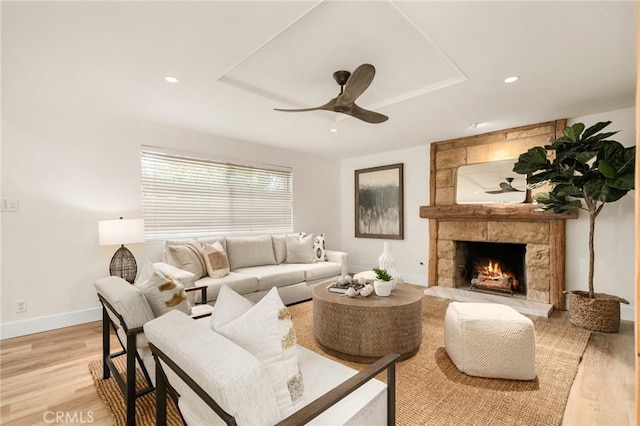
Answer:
[220,1,466,115]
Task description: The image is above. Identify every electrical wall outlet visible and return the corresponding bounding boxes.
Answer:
[16,299,26,313]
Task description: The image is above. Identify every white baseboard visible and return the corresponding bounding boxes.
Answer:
[0,307,102,340]
[621,305,635,322]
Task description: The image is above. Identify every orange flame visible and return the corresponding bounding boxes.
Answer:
[479,260,512,279]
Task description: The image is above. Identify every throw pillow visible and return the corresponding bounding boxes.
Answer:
[313,233,328,262]
[134,261,190,317]
[202,241,230,278]
[285,233,314,264]
[271,235,287,264]
[213,287,304,418]
[166,239,206,280]
[210,284,254,330]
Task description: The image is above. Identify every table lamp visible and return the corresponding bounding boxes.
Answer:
[98,217,145,283]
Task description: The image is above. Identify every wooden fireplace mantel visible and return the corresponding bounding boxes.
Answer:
[419,204,579,221]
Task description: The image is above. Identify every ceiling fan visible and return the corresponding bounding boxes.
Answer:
[484,177,524,194]
[274,63,389,124]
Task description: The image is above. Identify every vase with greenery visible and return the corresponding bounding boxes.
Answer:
[372,267,393,297]
[513,121,635,332]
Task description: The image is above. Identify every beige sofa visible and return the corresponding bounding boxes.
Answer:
[155,234,348,305]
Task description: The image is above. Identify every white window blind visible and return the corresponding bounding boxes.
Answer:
[141,149,293,240]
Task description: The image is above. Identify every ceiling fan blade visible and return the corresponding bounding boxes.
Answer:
[485,182,524,194]
[274,98,336,113]
[336,64,375,106]
[498,182,524,192]
[346,104,388,124]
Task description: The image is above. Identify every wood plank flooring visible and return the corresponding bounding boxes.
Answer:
[0,301,635,425]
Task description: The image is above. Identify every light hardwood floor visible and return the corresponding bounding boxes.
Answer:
[0,302,635,425]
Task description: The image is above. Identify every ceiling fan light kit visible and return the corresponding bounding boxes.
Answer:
[274,63,389,124]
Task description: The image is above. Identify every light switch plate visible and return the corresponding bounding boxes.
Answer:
[1,199,19,212]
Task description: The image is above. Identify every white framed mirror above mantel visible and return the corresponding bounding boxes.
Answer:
[455,158,527,205]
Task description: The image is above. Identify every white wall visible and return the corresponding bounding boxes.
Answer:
[340,146,430,286]
[1,90,341,338]
[566,107,636,321]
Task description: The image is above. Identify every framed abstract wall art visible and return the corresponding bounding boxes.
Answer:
[354,163,404,239]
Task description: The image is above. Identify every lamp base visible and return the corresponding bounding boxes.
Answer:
[110,245,138,284]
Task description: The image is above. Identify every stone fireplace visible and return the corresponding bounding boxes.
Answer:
[438,220,553,303]
[419,120,578,310]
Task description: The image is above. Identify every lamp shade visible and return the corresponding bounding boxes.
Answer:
[98,218,145,246]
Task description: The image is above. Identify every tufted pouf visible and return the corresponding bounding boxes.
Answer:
[444,302,536,381]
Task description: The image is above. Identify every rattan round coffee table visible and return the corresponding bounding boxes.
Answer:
[312,282,422,363]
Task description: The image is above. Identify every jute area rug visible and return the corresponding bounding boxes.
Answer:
[88,357,182,426]
[89,296,590,426]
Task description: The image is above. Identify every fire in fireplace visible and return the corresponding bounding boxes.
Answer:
[455,241,526,296]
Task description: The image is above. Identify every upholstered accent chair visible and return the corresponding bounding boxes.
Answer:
[94,276,212,426]
[145,310,400,426]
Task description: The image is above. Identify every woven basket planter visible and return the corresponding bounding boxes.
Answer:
[568,291,629,333]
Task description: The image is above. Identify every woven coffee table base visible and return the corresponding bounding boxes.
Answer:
[312,283,422,363]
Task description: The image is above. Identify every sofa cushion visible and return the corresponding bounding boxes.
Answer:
[134,261,190,317]
[302,261,342,282]
[195,273,259,302]
[202,242,230,278]
[233,264,305,291]
[285,233,314,264]
[226,235,277,270]
[213,287,305,418]
[144,310,281,425]
[166,240,206,280]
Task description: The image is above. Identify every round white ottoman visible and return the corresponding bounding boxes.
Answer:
[444,302,536,381]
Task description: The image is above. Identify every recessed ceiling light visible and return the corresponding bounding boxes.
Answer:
[504,76,519,84]
[164,76,179,83]
[330,128,339,133]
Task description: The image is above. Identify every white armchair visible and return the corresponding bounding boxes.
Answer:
[145,310,400,426]
[94,276,212,426]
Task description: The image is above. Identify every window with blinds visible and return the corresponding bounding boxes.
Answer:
[141,149,293,240]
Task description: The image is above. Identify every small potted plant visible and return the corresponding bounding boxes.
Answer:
[513,121,635,332]
[372,267,393,297]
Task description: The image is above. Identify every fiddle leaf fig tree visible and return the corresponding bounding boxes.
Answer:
[513,121,635,299]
